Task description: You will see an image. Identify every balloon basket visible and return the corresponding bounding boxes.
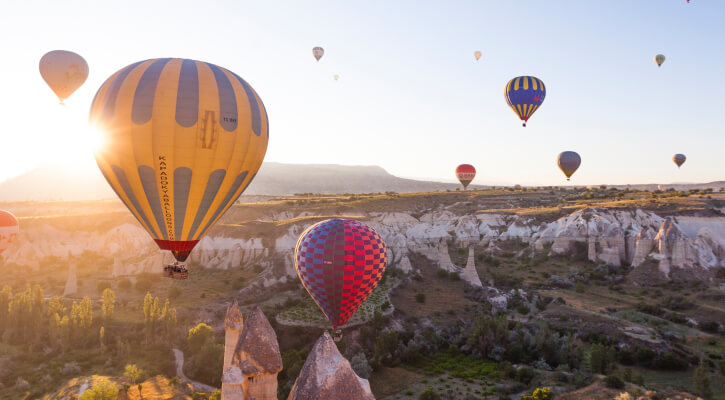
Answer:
[163,262,188,280]
[332,329,343,342]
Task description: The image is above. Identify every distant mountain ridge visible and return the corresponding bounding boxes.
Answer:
[0,162,487,201]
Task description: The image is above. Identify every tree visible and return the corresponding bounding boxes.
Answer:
[187,323,214,353]
[124,364,143,385]
[101,288,115,321]
[79,379,119,400]
[694,358,713,399]
[187,338,224,386]
[374,330,399,365]
[350,353,372,379]
[588,344,610,374]
[99,326,105,351]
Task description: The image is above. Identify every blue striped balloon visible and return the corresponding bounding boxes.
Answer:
[504,76,546,127]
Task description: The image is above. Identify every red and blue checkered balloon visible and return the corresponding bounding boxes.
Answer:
[294,219,387,329]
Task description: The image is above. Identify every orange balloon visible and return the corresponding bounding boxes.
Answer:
[39,50,89,104]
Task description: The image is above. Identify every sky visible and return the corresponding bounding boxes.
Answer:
[0,0,723,187]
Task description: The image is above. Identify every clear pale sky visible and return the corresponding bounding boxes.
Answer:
[1,0,723,187]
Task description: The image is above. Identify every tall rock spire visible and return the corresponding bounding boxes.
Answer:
[224,299,244,371]
[287,331,375,400]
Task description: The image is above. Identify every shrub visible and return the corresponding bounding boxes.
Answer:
[167,286,181,299]
[604,375,624,389]
[253,264,263,273]
[652,352,688,371]
[97,281,112,292]
[187,323,215,353]
[419,386,440,400]
[520,387,554,400]
[79,379,119,400]
[415,293,426,304]
[516,367,536,384]
[699,321,720,334]
[436,269,449,279]
[118,278,132,290]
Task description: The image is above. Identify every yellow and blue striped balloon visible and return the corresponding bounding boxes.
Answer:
[89,58,269,262]
[504,76,546,127]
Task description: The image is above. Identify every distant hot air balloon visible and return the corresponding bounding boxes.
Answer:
[295,219,387,331]
[313,47,325,61]
[474,51,482,61]
[0,210,19,255]
[673,154,686,168]
[557,151,581,181]
[89,58,269,279]
[455,164,476,189]
[333,74,339,81]
[505,76,546,127]
[39,50,89,104]
[654,54,666,67]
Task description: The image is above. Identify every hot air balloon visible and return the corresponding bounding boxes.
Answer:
[505,76,546,127]
[455,164,476,189]
[333,74,339,81]
[89,58,269,279]
[313,47,324,61]
[673,154,686,168]
[39,50,89,104]
[654,54,666,67]
[557,151,581,181]
[295,219,387,334]
[0,210,19,255]
[474,51,482,61]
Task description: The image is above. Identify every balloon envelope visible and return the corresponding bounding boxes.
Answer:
[505,76,546,126]
[455,164,476,189]
[39,50,89,103]
[654,54,666,67]
[313,47,324,61]
[0,210,19,255]
[673,154,686,168]
[474,51,482,61]
[295,219,387,329]
[557,151,581,180]
[89,58,269,262]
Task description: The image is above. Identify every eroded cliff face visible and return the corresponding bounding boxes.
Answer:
[3,207,723,283]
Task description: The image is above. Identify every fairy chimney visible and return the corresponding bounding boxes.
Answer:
[224,299,244,371]
[287,331,375,400]
[222,305,282,400]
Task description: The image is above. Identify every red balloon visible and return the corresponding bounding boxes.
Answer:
[294,219,387,329]
[0,210,19,255]
[455,164,476,189]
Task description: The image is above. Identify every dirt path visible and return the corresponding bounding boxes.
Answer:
[172,348,217,393]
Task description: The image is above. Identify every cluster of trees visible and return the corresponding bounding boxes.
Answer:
[143,292,177,343]
[0,284,108,350]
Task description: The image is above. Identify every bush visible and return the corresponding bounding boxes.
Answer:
[419,386,440,400]
[118,278,132,290]
[604,375,624,389]
[436,269,449,279]
[253,264,263,273]
[167,286,181,299]
[516,367,536,384]
[520,387,554,400]
[79,379,119,400]
[97,281,112,292]
[187,323,215,354]
[652,352,688,371]
[415,293,426,304]
[699,321,720,334]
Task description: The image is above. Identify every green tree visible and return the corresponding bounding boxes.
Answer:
[101,288,115,321]
[0,285,12,333]
[160,298,178,340]
[187,339,224,386]
[694,358,713,399]
[124,364,143,384]
[373,330,399,365]
[187,323,214,354]
[588,344,610,374]
[99,326,105,350]
[520,387,554,400]
[79,379,119,400]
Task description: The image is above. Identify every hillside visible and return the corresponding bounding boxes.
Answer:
[0,162,486,201]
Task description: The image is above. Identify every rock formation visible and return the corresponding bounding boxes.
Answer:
[222,306,282,400]
[287,331,375,400]
[223,300,244,372]
[461,247,482,287]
